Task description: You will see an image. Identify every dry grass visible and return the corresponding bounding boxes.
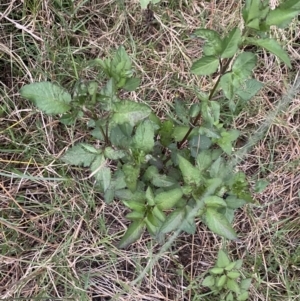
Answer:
[0,0,299,300]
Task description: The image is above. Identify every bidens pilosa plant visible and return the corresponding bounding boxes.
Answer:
[20,0,298,274]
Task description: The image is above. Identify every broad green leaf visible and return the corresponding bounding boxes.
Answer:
[254,179,269,193]
[145,186,155,206]
[209,157,226,178]
[104,147,126,160]
[227,278,240,294]
[159,208,185,233]
[240,278,252,290]
[112,100,151,126]
[234,259,243,269]
[236,79,263,101]
[181,207,197,234]
[225,261,238,271]
[118,220,145,248]
[91,156,111,192]
[204,208,237,240]
[196,150,213,172]
[152,175,177,187]
[265,8,299,28]
[62,143,98,167]
[145,216,159,236]
[227,271,240,279]
[143,165,159,181]
[225,196,246,209]
[280,0,300,10]
[159,119,174,147]
[226,292,234,301]
[242,0,262,23]
[123,200,145,213]
[122,163,140,192]
[132,120,155,153]
[172,126,198,142]
[189,135,212,158]
[237,291,249,301]
[193,29,223,56]
[20,82,71,115]
[204,196,227,208]
[125,211,145,220]
[110,125,132,148]
[152,206,166,222]
[221,28,242,58]
[174,99,189,124]
[210,267,224,275]
[202,275,215,287]
[189,103,201,118]
[115,189,144,202]
[216,129,240,155]
[123,77,141,91]
[217,275,227,288]
[191,56,219,76]
[246,38,291,68]
[232,52,257,80]
[155,187,183,210]
[220,73,235,100]
[178,154,202,186]
[216,250,231,268]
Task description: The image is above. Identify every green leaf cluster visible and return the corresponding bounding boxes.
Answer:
[202,250,252,301]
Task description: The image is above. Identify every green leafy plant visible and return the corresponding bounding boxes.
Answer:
[20,1,298,297]
[202,250,252,301]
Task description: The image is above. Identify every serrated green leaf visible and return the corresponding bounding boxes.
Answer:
[242,0,262,24]
[220,73,235,100]
[152,206,166,222]
[91,156,111,192]
[122,163,140,192]
[155,187,183,210]
[227,278,240,294]
[205,208,237,240]
[217,274,227,288]
[236,79,263,101]
[210,267,224,275]
[202,275,215,287]
[225,196,246,209]
[204,196,227,208]
[265,8,299,28]
[62,143,98,167]
[225,261,238,271]
[237,291,249,301]
[145,186,155,205]
[191,56,219,76]
[104,147,127,160]
[234,259,243,269]
[217,250,231,268]
[123,77,141,91]
[123,200,146,213]
[159,119,174,147]
[196,150,213,172]
[181,211,196,234]
[20,82,71,115]
[143,165,159,181]
[221,28,242,58]
[216,129,240,155]
[246,38,291,68]
[145,216,159,236]
[152,175,177,187]
[112,100,151,126]
[232,52,257,80]
[178,154,203,185]
[159,208,185,233]
[227,271,240,279]
[193,29,223,56]
[240,278,252,290]
[280,0,300,10]
[118,220,145,248]
[132,120,155,153]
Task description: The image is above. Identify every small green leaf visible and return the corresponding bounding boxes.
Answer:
[232,52,257,80]
[62,143,98,167]
[254,179,269,193]
[225,261,238,271]
[202,275,215,287]
[145,187,155,206]
[152,206,167,222]
[20,82,71,115]
[112,100,151,126]
[215,129,240,155]
[125,211,145,220]
[227,278,240,294]
[234,259,243,269]
[122,163,140,192]
[246,38,291,68]
[155,187,183,210]
[178,154,203,186]
[221,28,242,58]
[123,77,141,91]
[196,150,213,172]
[132,120,155,153]
[118,220,145,248]
[123,200,145,213]
[159,208,185,233]
[226,292,234,301]
[216,250,231,268]
[159,119,174,147]
[104,147,127,160]
[217,274,227,288]
[191,56,219,76]
[91,157,111,192]
[242,0,262,24]
[236,79,263,101]
[220,73,235,100]
[152,175,177,187]
[210,267,224,275]
[240,278,252,290]
[205,208,237,240]
[227,271,240,279]
[237,291,249,301]
[225,196,246,209]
